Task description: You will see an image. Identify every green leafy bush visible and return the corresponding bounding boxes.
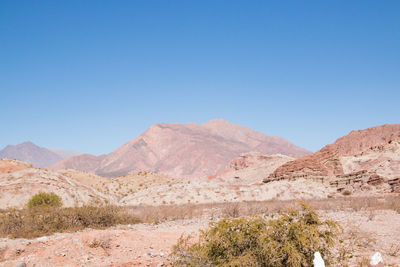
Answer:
[171,203,342,266]
[27,192,63,208]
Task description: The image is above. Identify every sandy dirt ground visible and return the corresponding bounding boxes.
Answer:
[1,210,400,267]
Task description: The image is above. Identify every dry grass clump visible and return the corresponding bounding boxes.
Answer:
[88,235,113,255]
[123,195,400,224]
[128,204,202,223]
[0,205,140,239]
[89,236,112,249]
[171,203,343,266]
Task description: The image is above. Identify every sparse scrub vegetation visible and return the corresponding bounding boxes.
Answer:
[0,205,140,239]
[171,203,343,266]
[0,195,399,240]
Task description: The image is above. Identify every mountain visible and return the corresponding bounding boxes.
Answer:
[0,141,63,168]
[52,154,106,173]
[264,124,400,193]
[47,148,82,159]
[52,119,309,179]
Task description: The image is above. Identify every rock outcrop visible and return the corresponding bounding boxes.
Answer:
[0,159,113,209]
[265,124,400,194]
[210,152,295,185]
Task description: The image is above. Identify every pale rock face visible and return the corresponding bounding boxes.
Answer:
[313,251,325,267]
[0,161,113,209]
[210,152,295,185]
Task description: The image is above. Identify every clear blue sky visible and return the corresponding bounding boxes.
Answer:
[1,0,399,155]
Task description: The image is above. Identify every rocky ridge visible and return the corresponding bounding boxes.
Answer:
[265,124,400,194]
[0,159,112,209]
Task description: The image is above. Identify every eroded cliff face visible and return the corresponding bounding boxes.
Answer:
[265,124,400,194]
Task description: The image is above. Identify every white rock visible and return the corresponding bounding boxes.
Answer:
[313,251,325,267]
[370,252,383,265]
[36,236,49,242]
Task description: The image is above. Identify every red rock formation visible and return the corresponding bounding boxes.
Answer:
[265,124,400,185]
[0,159,32,174]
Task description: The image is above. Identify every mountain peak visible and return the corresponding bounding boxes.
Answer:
[0,141,62,168]
[19,141,37,147]
[54,120,309,179]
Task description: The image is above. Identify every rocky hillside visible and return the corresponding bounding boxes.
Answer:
[52,119,309,179]
[265,124,400,194]
[209,152,295,185]
[58,169,181,201]
[119,152,332,206]
[0,159,112,209]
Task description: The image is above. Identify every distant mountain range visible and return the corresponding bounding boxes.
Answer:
[52,119,310,179]
[0,142,81,168]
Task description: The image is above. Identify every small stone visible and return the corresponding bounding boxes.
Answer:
[313,252,325,267]
[370,252,383,266]
[147,250,157,257]
[37,236,49,242]
[16,263,26,267]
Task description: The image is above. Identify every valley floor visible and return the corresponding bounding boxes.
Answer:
[1,198,400,267]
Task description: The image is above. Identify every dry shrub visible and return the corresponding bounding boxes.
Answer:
[171,203,343,266]
[128,204,203,223]
[126,195,400,223]
[222,202,240,218]
[0,206,140,239]
[88,235,112,255]
[342,190,352,196]
[389,243,400,257]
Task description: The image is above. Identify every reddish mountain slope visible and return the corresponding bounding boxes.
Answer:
[265,124,400,192]
[53,119,309,179]
[51,154,106,173]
